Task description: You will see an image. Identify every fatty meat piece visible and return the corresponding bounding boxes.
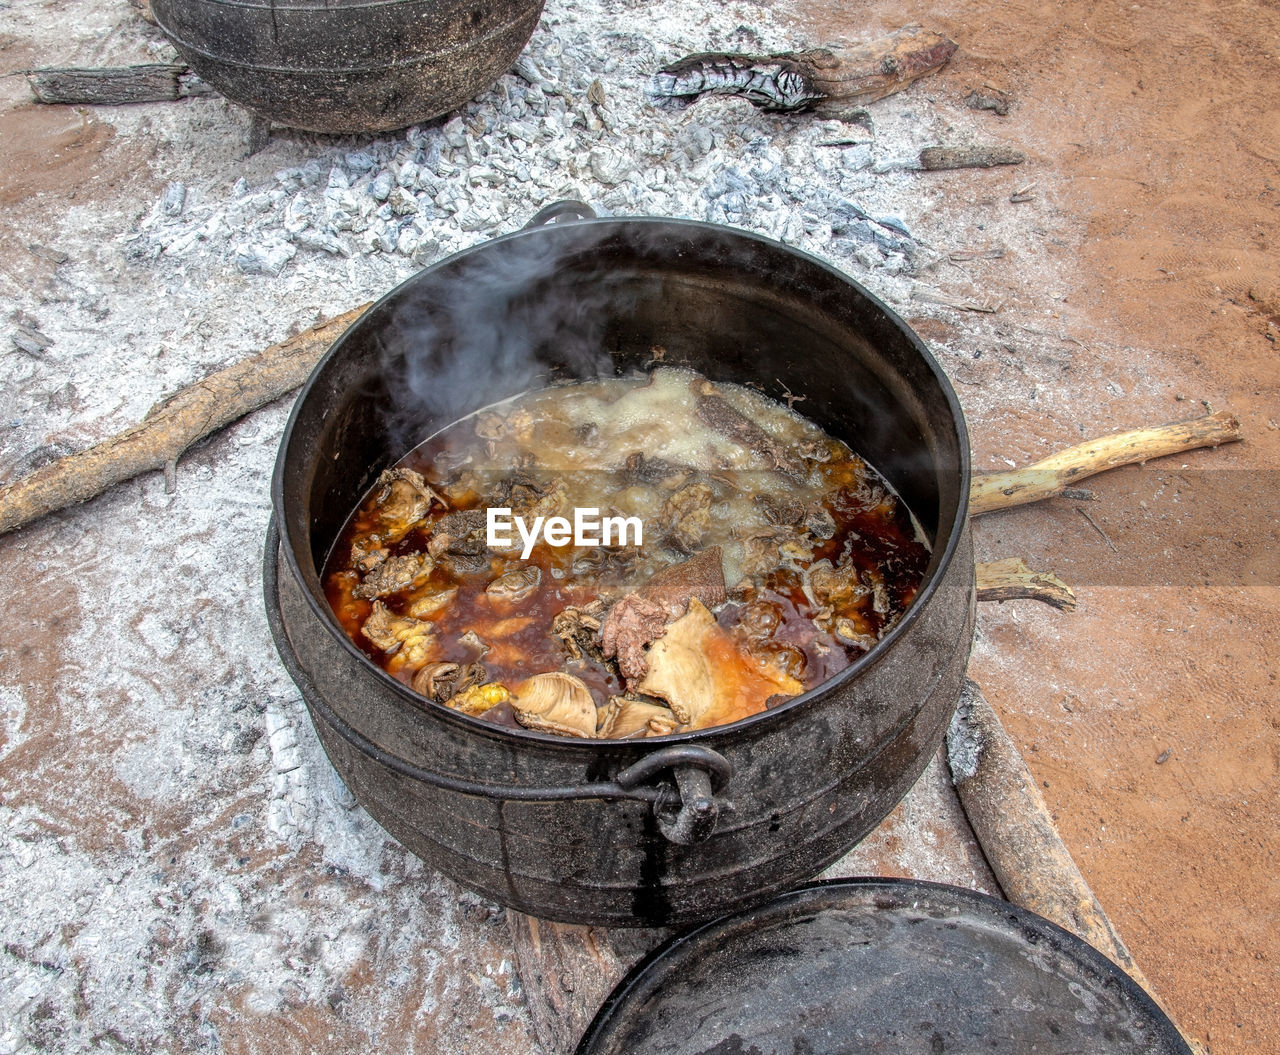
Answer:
[510,672,598,738]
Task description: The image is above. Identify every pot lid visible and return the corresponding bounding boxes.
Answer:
[576,878,1191,1055]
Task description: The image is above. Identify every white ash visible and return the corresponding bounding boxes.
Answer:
[0,406,529,1053]
[122,0,948,298]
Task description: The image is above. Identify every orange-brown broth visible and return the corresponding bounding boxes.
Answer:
[323,374,930,735]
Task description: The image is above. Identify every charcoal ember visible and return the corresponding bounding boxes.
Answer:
[235,241,296,276]
[293,227,348,256]
[11,324,54,356]
[388,187,418,216]
[369,171,394,201]
[160,181,186,216]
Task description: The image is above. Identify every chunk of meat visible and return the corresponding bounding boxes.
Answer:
[640,546,726,618]
[806,558,870,610]
[351,539,390,572]
[663,483,714,553]
[406,585,458,619]
[833,617,877,651]
[440,468,485,505]
[509,476,567,520]
[571,546,638,584]
[412,660,486,702]
[428,508,488,558]
[755,493,804,526]
[598,548,728,683]
[552,600,605,660]
[624,451,691,489]
[372,468,446,542]
[445,682,512,717]
[805,557,885,651]
[599,594,668,683]
[486,565,542,607]
[353,553,433,599]
[475,406,534,443]
[693,380,807,479]
[637,600,802,729]
[510,672,598,738]
[597,697,680,739]
[739,526,809,577]
[361,601,436,668]
[804,505,837,540]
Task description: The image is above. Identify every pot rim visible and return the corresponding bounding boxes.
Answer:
[271,214,972,748]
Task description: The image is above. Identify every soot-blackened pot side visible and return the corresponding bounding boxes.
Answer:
[268,217,974,927]
[152,0,545,133]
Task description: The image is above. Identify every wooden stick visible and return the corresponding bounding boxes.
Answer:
[506,912,634,1055]
[947,680,1144,976]
[947,679,1205,1052]
[970,410,1242,516]
[919,144,1026,170]
[975,557,1077,610]
[0,305,370,537]
[651,24,957,112]
[26,64,211,105]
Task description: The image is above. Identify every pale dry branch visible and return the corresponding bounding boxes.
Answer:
[0,305,370,536]
[970,410,1242,515]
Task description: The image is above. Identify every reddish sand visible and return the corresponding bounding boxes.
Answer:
[783,1,1279,1050]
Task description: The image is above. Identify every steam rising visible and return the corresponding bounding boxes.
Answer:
[377,220,624,452]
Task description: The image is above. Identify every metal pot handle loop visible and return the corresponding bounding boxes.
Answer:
[616,745,734,846]
[523,199,597,229]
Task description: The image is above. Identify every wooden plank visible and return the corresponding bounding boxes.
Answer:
[26,64,211,105]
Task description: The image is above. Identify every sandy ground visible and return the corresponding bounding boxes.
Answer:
[0,0,1276,1052]
[779,0,1280,1050]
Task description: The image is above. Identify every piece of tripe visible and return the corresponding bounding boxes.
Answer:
[638,599,803,729]
[511,672,598,738]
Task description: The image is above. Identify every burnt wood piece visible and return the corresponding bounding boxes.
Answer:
[25,64,210,105]
[0,305,370,537]
[919,144,1026,169]
[946,679,1202,1055]
[970,410,1243,515]
[246,113,273,157]
[975,557,1077,610]
[652,24,957,112]
[506,913,641,1055]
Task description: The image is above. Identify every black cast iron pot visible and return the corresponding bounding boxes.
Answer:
[265,205,974,927]
[152,0,545,133]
